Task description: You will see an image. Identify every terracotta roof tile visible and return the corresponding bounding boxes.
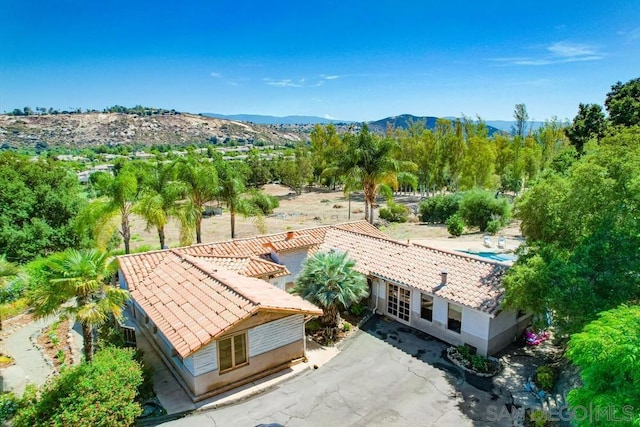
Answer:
[119,250,322,358]
[119,220,507,358]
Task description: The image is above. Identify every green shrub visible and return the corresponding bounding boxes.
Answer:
[13,347,143,427]
[248,191,280,214]
[419,193,462,223]
[0,392,20,424]
[485,219,501,235]
[342,322,351,332]
[458,189,511,231]
[446,213,465,236]
[305,319,322,334]
[349,303,367,316]
[535,365,555,392]
[379,202,409,223]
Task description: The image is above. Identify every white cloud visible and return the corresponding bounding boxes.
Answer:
[264,78,304,87]
[210,72,222,78]
[547,41,599,59]
[323,75,340,80]
[491,41,602,66]
[323,114,336,120]
[263,77,326,88]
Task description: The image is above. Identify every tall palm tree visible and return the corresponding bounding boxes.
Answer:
[176,157,219,244]
[291,251,368,328]
[81,164,142,254]
[29,249,129,362]
[0,255,22,331]
[216,161,264,238]
[135,162,184,249]
[338,125,402,223]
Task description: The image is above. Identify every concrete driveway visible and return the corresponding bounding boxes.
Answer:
[162,316,515,427]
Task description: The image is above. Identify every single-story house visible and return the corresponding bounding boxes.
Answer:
[118,220,528,401]
[118,250,321,401]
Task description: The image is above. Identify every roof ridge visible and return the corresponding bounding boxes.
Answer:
[176,220,371,250]
[177,252,261,306]
[328,227,411,247]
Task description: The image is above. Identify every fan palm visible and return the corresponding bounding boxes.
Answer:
[29,249,129,362]
[291,251,369,328]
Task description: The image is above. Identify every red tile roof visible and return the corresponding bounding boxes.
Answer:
[119,220,508,357]
[319,229,506,315]
[119,250,321,358]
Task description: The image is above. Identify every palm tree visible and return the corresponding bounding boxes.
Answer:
[176,157,219,244]
[135,162,184,249]
[81,164,141,254]
[216,161,264,238]
[338,125,402,223]
[291,251,368,328]
[0,255,21,331]
[29,249,129,362]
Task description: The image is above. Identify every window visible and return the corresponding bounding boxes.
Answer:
[420,294,433,321]
[218,333,248,372]
[447,304,462,333]
[387,284,410,322]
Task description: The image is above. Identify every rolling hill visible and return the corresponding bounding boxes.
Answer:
[0,112,307,150]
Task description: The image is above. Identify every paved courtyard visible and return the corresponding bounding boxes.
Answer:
[163,316,521,427]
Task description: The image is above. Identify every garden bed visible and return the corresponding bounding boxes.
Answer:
[446,345,501,377]
[35,320,76,370]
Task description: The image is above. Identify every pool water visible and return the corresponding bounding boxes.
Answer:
[459,251,517,263]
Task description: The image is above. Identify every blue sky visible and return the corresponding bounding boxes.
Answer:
[1,1,639,121]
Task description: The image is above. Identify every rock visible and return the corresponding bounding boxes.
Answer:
[0,365,26,396]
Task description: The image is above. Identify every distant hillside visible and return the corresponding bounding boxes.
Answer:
[368,114,504,136]
[202,113,352,125]
[484,120,547,133]
[0,112,307,149]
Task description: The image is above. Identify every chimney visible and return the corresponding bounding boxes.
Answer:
[286,231,294,241]
[441,270,448,285]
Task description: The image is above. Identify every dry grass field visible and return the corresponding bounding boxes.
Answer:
[127,184,524,254]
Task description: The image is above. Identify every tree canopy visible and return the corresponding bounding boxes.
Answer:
[504,126,640,333]
[0,153,86,263]
[605,77,640,127]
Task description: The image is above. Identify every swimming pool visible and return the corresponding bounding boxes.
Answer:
[459,251,517,263]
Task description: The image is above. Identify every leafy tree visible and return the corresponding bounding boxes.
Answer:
[504,127,640,333]
[176,157,219,244]
[310,124,343,188]
[379,202,409,223]
[0,153,86,263]
[280,146,314,195]
[605,77,640,127]
[291,251,368,328]
[446,213,464,237]
[419,193,462,223]
[512,103,530,139]
[0,255,22,330]
[245,149,273,187]
[13,347,143,426]
[29,249,129,362]
[565,305,640,426]
[565,103,607,154]
[458,189,511,232]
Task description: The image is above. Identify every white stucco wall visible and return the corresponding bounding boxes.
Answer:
[277,250,309,282]
[462,309,491,340]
